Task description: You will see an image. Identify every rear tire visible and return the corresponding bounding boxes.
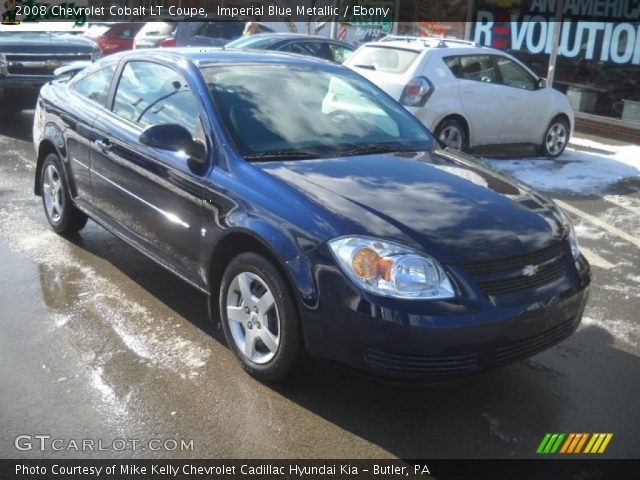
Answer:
[539,117,570,158]
[40,154,88,234]
[434,118,468,152]
[219,252,302,381]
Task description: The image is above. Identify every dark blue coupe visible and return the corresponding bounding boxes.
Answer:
[33,49,590,381]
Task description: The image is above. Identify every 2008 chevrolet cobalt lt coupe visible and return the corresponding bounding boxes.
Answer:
[33,49,590,381]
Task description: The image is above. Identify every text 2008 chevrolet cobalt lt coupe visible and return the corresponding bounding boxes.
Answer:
[33,49,590,381]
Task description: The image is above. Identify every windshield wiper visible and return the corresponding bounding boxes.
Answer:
[337,143,420,157]
[354,64,376,70]
[244,150,320,162]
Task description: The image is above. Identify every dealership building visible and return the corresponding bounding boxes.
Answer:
[365,0,640,141]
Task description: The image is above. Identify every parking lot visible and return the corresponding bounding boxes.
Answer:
[0,111,639,459]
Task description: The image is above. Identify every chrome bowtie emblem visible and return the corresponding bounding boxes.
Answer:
[522,264,539,277]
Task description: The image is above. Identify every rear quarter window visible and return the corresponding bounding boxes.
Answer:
[349,46,419,73]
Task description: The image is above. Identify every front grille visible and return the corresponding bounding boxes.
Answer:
[461,241,568,297]
[364,348,482,375]
[495,318,576,365]
[6,54,92,77]
[363,317,578,376]
[462,241,566,275]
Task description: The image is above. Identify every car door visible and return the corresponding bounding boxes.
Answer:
[456,54,511,145]
[493,54,549,143]
[90,60,207,283]
[62,64,116,208]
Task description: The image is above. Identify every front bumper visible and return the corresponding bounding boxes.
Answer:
[0,75,50,105]
[297,246,591,380]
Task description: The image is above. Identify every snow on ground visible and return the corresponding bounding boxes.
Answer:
[481,138,640,195]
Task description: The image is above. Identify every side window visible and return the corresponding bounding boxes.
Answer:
[73,65,116,106]
[328,43,353,63]
[112,62,201,137]
[459,55,497,83]
[281,42,326,59]
[444,56,462,77]
[496,56,537,90]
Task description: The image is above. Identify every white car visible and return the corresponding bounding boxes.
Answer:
[345,36,574,157]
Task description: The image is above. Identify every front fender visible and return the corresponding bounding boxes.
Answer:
[34,120,68,196]
[202,211,319,310]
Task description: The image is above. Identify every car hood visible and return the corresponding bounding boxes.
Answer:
[254,150,566,263]
[0,33,98,53]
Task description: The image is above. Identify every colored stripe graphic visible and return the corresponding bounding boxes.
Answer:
[574,433,589,453]
[560,433,575,453]
[536,433,552,454]
[538,433,613,454]
[537,433,565,454]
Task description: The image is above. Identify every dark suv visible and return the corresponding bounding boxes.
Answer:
[0,31,100,111]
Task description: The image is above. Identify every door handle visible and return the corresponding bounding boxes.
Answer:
[95,139,112,154]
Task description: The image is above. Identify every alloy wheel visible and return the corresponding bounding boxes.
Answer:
[438,125,463,150]
[225,272,281,364]
[42,164,65,224]
[545,123,568,156]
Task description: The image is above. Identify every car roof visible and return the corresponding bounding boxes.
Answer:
[234,33,351,46]
[102,47,339,68]
[244,33,339,41]
[362,36,497,55]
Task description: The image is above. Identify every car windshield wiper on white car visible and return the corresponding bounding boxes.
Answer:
[353,64,376,70]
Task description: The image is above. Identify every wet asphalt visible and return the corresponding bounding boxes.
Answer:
[0,111,639,459]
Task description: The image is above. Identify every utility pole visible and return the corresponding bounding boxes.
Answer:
[547,0,564,85]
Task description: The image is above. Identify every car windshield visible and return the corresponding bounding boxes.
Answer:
[201,64,432,160]
[348,46,420,73]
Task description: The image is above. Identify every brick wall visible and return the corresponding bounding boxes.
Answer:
[575,116,640,144]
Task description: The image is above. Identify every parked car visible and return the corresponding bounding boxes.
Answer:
[345,36,574,157]
[160,21,275,48]
[227,33,354,63]
[0,31,100,112]
[133,21,176,49]
[33,49,590,381]
[82,22,144,55]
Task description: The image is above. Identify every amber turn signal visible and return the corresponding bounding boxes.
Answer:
[352,247,393,281]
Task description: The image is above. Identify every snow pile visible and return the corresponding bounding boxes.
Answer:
[481,138,640,194]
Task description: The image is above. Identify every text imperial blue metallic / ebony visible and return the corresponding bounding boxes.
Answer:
[33,48,590,382]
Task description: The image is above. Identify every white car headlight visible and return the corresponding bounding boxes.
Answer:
[328,236,456,300]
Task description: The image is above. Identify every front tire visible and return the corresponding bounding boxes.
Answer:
[539,117,570,158]
[41,154,88,234]
[219,252,302,381]
[434,117,468,152]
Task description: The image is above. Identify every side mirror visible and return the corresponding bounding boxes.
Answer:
[139,124,207,164]
[538,78,547,89]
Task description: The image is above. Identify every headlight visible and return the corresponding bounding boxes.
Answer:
[328,236,456,300]
[557,208,580,260]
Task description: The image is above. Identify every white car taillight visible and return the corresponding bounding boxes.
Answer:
[400,77,433,107]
